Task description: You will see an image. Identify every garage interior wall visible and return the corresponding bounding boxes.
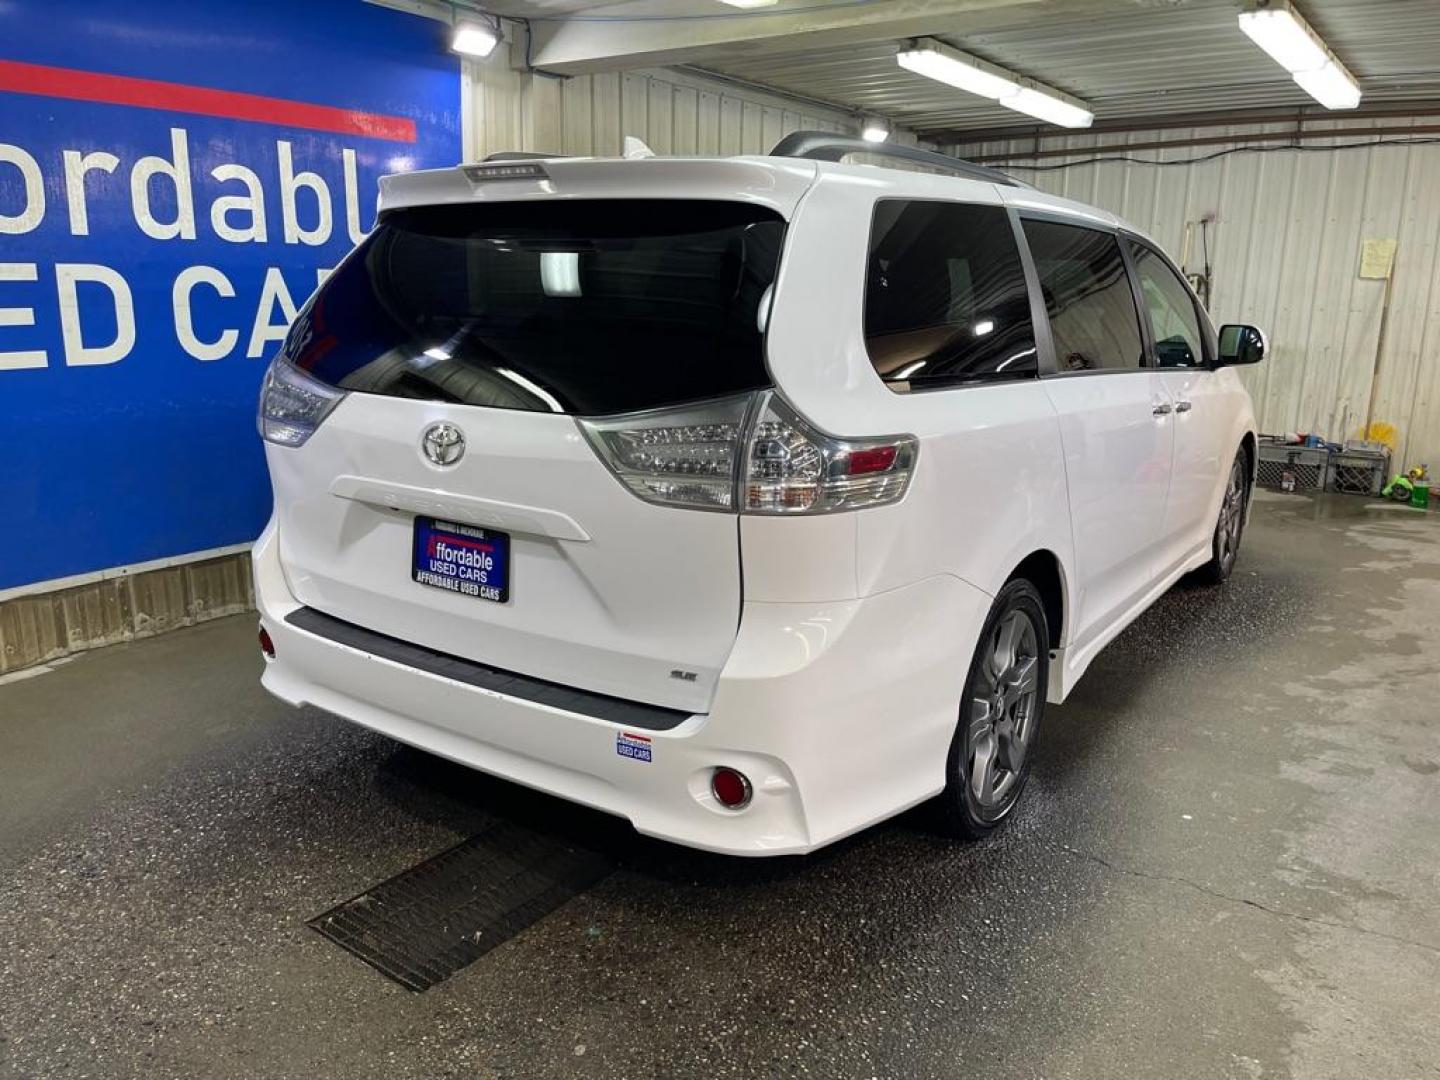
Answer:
[464,46,879,161]
[950,119,1440,472]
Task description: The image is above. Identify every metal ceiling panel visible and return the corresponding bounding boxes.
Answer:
[692,0,1440,138]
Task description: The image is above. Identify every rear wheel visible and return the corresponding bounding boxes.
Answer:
[937,579,1048,840]
[1196,451,1249,585]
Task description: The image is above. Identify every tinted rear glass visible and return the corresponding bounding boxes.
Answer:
[864,199,1037,391]
[1021,220,1144,372]
[281,200,785,416]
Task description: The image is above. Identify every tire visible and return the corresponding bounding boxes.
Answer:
[937,579,1049,840]
[1195,450,1249,586]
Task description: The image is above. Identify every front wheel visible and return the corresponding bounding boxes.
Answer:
[1196,451,1249,585]
[937,579,1049,840]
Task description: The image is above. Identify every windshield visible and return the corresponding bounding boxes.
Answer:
[280,199,785,416]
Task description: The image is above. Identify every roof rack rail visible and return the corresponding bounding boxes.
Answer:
[768,131,1028,188]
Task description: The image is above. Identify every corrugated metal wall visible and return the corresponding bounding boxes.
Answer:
[951,120,1440,471]
[464,52,869,161]
[0,553,254,675]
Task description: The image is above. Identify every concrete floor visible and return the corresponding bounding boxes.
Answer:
[2,492,1438,1080]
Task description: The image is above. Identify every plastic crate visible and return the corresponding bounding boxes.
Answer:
[1257,443,1329,493]
[1329,449,1389,496]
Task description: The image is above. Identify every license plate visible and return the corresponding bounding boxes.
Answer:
[411,517,510,603]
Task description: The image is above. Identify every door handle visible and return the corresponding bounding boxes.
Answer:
[1174,400,1193,414]
[1152,402,1173,416]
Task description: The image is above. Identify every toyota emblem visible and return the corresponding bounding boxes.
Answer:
[421,422,465,467]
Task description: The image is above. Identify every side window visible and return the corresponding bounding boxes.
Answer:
[864,200,1037,391]
[1128,243,1206,368]
[1021,219,1145,373]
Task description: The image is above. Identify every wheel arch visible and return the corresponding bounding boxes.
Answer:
[1006,550,1067,652]
[1239,430,1257,482]
[1237,430,1258,521]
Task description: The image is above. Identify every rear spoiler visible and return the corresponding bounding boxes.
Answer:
[376,156,820,217]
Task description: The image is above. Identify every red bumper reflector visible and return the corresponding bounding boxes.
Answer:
[711,767,753,809]
[258,625,275,659]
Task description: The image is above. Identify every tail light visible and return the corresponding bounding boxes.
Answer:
[578,391,916,515]
[577,395,752,510]
[258,357,345,447]
[742,393,917,514]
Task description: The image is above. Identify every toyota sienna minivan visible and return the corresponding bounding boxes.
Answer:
[254,133,1266,855]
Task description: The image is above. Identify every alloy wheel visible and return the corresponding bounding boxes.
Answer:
[1217,458,1246,571]
[965,609,1041,811]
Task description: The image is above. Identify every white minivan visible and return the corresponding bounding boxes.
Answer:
[254,134,1265,856]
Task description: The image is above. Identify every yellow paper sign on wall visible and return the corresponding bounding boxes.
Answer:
[1359,237,1397,280]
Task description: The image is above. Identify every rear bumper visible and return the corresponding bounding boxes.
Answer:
[253,519,989,856]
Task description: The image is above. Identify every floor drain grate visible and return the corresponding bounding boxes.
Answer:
[308,821,612,991]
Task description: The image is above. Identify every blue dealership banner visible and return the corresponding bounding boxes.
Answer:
[0,0,462,589]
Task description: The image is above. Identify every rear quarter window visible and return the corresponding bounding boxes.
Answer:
[864,199,1037,392]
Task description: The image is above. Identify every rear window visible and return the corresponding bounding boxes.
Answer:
[864,199,1037,391]
[281,200,785,416]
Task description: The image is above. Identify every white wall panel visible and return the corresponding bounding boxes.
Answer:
[954,121,1440,472]
[465,50,856,163]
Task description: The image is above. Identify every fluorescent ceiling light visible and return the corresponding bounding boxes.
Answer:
[1004,87,1093,129]
[896,41,1018,100]
[451,21,499,59]
[718,0,780,7]
[861,121,890,143]
[1292,60,1361,109]
[1237,2,1361,110]
[1237,7,1327,73]
[895,38,1093,129]
[540,252,582,297]
[495,368,564,412]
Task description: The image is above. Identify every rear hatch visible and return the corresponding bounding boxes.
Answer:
[262,192,789,713]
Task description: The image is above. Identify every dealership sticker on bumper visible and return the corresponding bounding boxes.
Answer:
[616,731,652,763]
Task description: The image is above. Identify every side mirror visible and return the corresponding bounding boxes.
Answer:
[1217,324,1266,366]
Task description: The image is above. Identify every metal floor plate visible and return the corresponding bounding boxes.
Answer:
[308,821,612,991]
